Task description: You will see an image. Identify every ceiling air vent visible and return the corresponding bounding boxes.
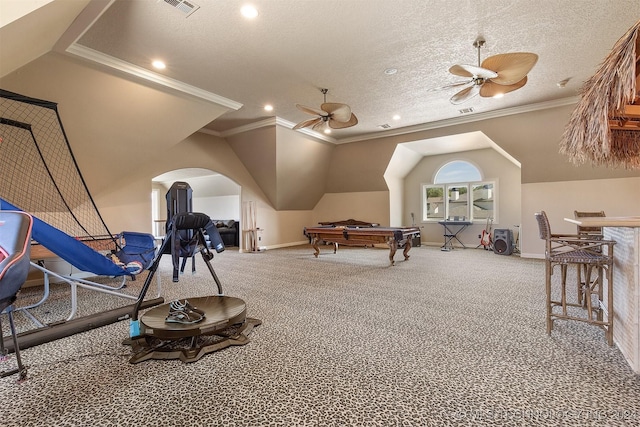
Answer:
[458,107,474,114]
[378,124,392,129]
[162,0,200,17]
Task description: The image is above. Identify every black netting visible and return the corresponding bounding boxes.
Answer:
[0,89,113,241]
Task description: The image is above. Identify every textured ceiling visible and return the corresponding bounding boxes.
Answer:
[47,1,640,142]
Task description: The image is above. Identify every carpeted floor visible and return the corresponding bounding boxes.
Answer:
[1,245,639,426]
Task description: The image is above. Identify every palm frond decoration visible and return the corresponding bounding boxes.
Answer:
[560,19,640,169]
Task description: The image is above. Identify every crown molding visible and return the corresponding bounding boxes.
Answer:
[217,117,277,137]
[65,44,243,110]
[198,96,580,145]
[198,127,222,137]
[336,96,581,144]
[276,117,336,143]
[211,116,336,143]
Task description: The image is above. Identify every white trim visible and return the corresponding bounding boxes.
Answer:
[198,127,223,137]
[289,124,336,144]
[65,44,243,109]
[218,117,278,137]
[521,252,544,260]
[336,97,580,145]
[264,240,310,250]
[488,140,521,167]
[199,96,578,145]
[422,179,496,224]
[212,116,337,143]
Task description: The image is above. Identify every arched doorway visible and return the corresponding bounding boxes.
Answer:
[151,168,241,247]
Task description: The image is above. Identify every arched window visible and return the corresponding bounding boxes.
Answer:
[423,160,495,222]
[434,160,482,183]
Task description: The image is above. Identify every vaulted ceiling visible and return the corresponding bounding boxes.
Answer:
[3,0,639,145]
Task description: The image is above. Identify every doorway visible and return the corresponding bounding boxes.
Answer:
[151,168,241,246]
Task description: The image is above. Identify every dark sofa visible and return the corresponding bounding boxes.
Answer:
[211,219,239,247]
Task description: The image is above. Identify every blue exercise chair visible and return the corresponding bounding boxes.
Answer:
[0,211,33,381]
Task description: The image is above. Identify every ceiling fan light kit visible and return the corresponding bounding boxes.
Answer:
[437,37,538,105]
[293,88,358,133]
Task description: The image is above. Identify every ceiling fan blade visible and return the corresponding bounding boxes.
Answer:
[295,104,326,116]
[450,84,481,105]
[329,113,358,129]
[311,119,330,132]
[449,64,473,78]
[293,117,322,130]
[449,64,497,79]
[321,103,352,122]
[480,77,528,98]
[482,52,538,85]
[427,80,473,92]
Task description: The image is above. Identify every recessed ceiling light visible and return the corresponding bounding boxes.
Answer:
[152,60,166,70]
[324,128,331,134]
[384,68,398,75]
[393,115,401,121]
[241,5,258,18]
[264,104,273,111]
[492,93,504,99]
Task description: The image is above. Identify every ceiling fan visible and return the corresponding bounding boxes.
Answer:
[433,38,538,105]
[293,88,358,134]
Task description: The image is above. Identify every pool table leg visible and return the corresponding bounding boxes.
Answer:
[388,238,413,266]
[311,236,320,258]
[388,239,398,266]
[403,239,412,261]
[311,236,337,257]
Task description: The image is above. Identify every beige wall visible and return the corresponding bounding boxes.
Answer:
[318,106,639,255]
[256,206,314,248]
[227,126,334,211]
[521,177,640,257]
[2,49,640,256]
[227,127,278,208]
[403,148,521,246]
[0,52,232,198]
[326,139,396,192]
[275,126,333,210]
[312,192,390,227]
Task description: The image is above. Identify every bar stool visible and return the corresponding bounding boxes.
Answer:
[574,211,606,237]
[574,210,606,305]
[534,211,616,345]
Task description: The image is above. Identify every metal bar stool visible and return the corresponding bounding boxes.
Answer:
[535,211,616,345]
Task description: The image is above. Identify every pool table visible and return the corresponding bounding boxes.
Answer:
[304,226,421,265]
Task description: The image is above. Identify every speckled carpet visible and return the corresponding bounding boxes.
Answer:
[1,245,639,426]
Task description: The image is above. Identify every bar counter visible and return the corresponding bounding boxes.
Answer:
[565,216,640,373]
